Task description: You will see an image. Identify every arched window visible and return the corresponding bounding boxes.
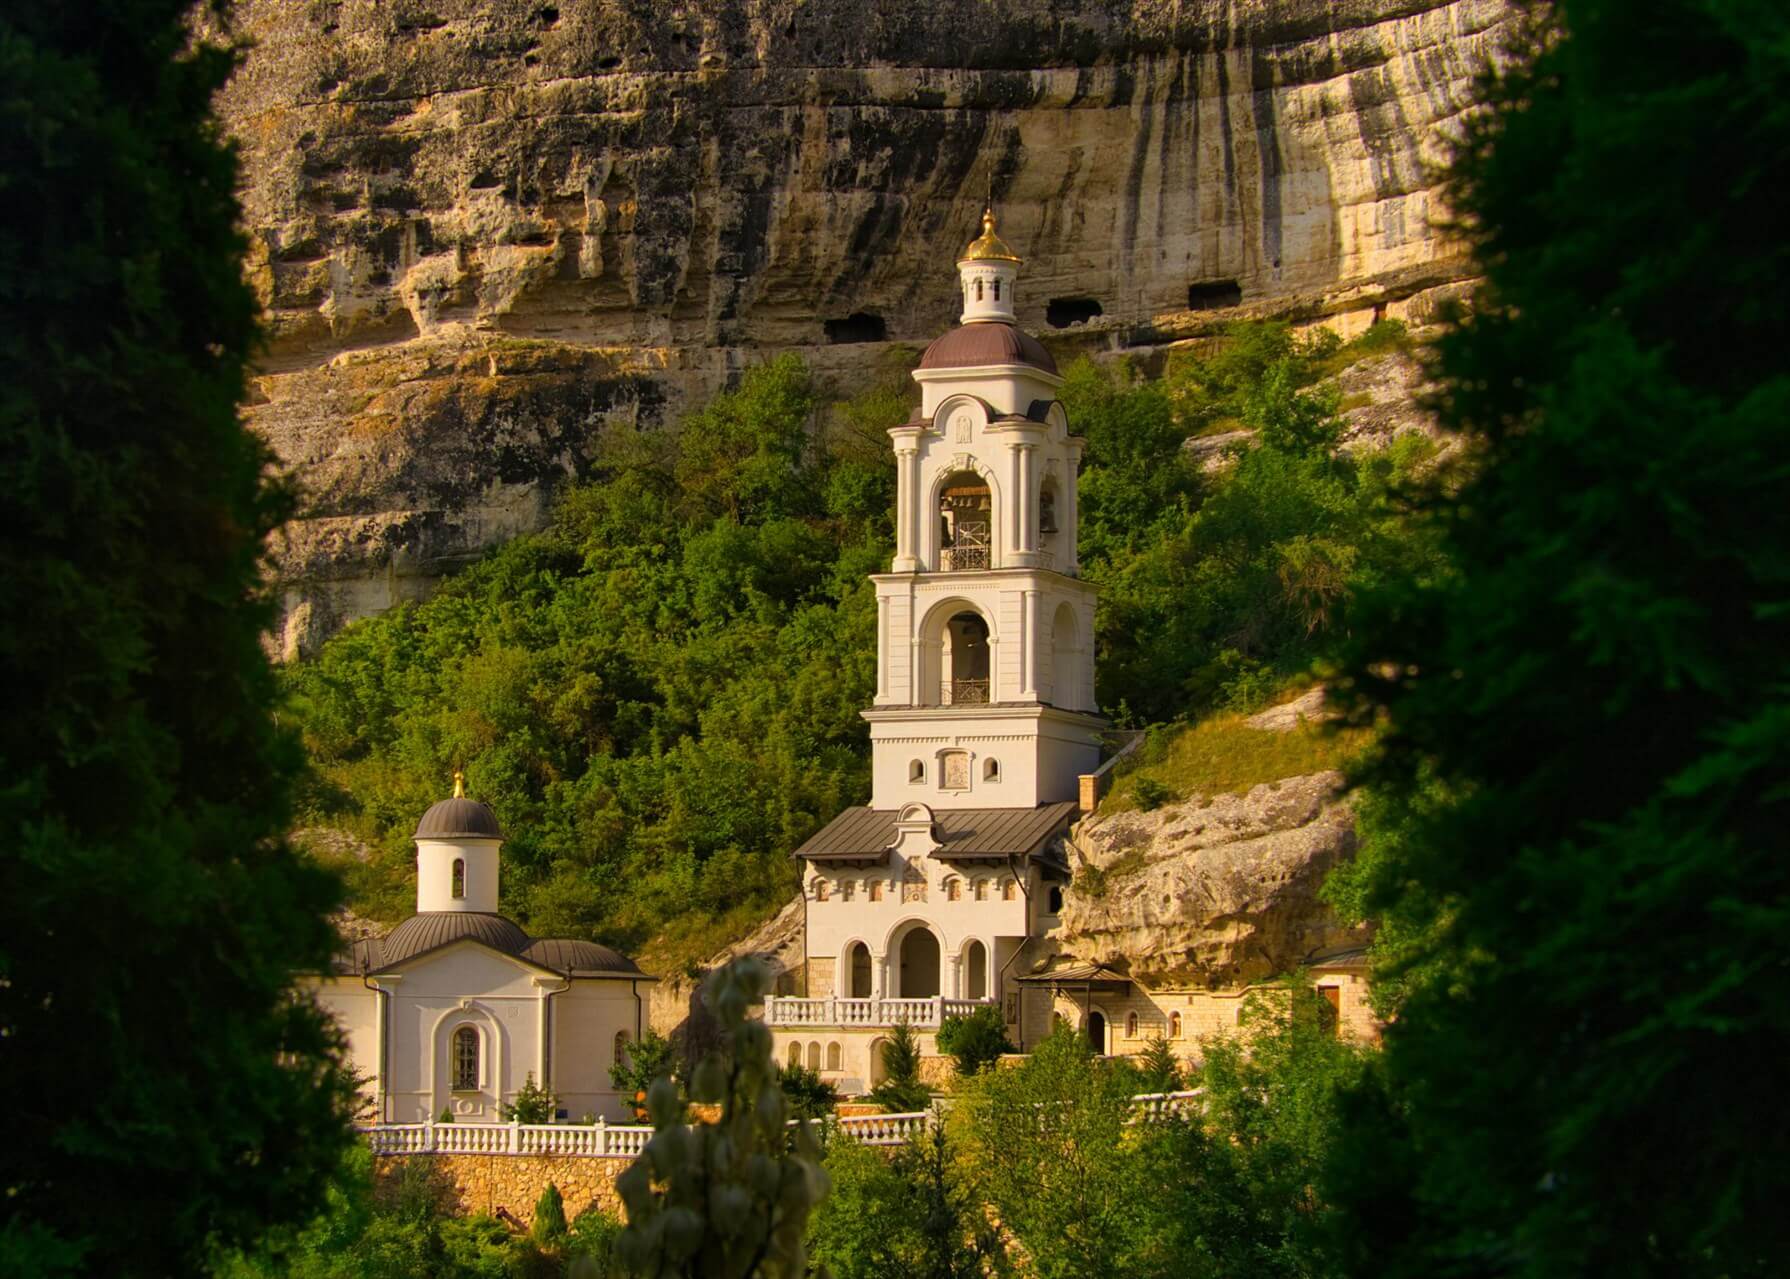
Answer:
[808,1042,822,1071]
[983,758,1000,781]
[1126,1012,1139,1039]
[1002,881,1017,902]
[788,1042,803,1068]
[1047,886,1064,914]
[974,879,989,901]
[975,278,984,301]
[451,858,465,899]
[869,881,884,902]
[827,1042,843,1072]
[614,1029,632,1068]
[909,759,925,783]
[813,877,830,902]
[840,879,855,902]
[452,1026,479,1091]
[992,278,1001,301]
[1169,1012,1183,1039]
[946,878,961,902]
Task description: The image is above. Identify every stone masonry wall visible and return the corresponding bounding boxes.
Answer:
[376,1152,626,1226]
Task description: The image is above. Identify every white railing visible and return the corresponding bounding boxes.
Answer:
[832,1111,929,1145]
[362,1089,1202,1160]
[361,1118,655,1159]
[762,995,999,1028]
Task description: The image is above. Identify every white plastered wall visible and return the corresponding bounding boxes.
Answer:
[551,978,644,1121]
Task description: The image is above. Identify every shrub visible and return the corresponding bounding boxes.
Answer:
[1133,1035,1184,1094]
[867,1023,931,1113]
[778,1062,839,1121]
[531,1183,567,1244]
[935,1007,1015,1078]
[500,1073,560,1124]
[1133,777,1175,811]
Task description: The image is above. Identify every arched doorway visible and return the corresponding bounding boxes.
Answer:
[897,926,940,997]
[1086,1011,1107,1056]
[963,940,988,1000]
[846,942,872,999]
[938,471,992,572]
[943,612,990,705]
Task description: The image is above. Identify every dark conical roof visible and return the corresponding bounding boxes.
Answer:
[919,322,1057,375]
[414,796,503,840]
[379,912,531,965]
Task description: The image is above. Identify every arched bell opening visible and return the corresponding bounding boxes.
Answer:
[938,471,992,572]
[943,612,990,706]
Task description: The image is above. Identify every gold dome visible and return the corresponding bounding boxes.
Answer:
[959,207,1022,264]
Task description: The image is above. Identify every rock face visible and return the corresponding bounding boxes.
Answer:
[1055,770,1367,985]
[647,895,807,1041]
[216,0,1510,653]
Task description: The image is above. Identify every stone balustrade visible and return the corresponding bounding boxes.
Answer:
[361,1090,1201,1159]
[763,995,997,1028]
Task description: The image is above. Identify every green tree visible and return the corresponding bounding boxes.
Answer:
[612,957,830,1278]
[867,1022,930,1112]
[501,1072,562,1124]
[0,0,356,1272]
[809,1124,1009,1279]
[952,1023,1179,1279]
[934,1005,1014,1078]
[1132,1035,1184,1094]
[531,1183,568,1244]
[1326,4,1790,1275]
[777,1062,839,1121]
[610,1027,680,1116]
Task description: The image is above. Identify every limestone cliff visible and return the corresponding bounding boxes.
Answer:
[216,0,1508,654]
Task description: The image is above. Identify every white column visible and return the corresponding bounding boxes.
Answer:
[1007,445,1024,563]
[872,952,887,1001]
[1022,589,1040,698]
[875,595,889,702]
[947,953,963,999]
[905,450,923,570]
[1064,444,1081,572]
[894,446,917,571]
[1018,445,1036,554]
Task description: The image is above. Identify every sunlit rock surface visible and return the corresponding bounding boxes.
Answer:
[216,0,1509,653]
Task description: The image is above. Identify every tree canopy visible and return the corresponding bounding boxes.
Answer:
[1325,2,1790,1274]
[0,0,355,1271]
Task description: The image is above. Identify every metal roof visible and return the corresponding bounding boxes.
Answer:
[1014,961,1133,988]
[918,323,1058,375]
[522,937,644,977]
[793,802,1077,863]
[325,913,648,980]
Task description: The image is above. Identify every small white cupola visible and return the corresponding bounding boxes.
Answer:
[957,207,1021,325]
[412,771,504,914]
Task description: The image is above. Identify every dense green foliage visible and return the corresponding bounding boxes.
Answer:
[934,1005,1015,1077]
[810,1124,1010,1279]
[501,1073,561,1124]
[612,958,829,1278]
[1132,1035,1185,1094]
[287,321,1431,954]
[777,1062,840,1121]
[217,1149,607,1279]
[0,0,355,1272]
[531,1185,567,1245]
[866,1022,931,1113]
[609,1027,680,1115]
[1324,3,1790,1275]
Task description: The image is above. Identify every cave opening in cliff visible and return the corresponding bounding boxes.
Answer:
[824,313,887,344]
[1187,280,1243,310]
[1045,297,1103,328]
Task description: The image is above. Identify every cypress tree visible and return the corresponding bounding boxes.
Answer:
[1328,2,1790,1275]
[0,1,355,1273]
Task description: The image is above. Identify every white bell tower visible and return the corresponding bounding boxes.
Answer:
[864,209,1106,811]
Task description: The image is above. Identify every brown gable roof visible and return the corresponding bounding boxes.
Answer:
[793,802,1077,866]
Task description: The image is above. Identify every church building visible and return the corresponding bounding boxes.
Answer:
[765,212,1104,1088]
[306,778,653,1123]
[765,213,1376,1090]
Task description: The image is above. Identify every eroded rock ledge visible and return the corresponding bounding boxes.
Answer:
[217,0,1509,653]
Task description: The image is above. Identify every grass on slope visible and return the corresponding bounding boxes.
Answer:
[1102,703,1373,814]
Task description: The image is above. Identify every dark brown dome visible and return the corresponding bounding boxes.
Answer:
[523,938,644,976]
[379,911,530,965]
[919,322,1058,375]
[414,796,503,840]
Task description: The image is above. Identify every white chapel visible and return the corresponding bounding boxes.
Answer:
[306,778,654,1123]
[765,212,1108,1087]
